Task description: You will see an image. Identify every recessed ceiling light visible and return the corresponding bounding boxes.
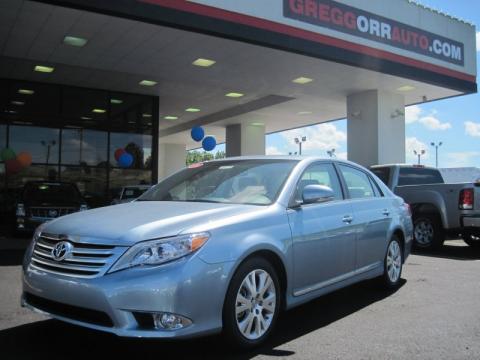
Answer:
[164,116,178,120]
[63,36,88,47]
[251,122,264,126]
[18,89,34,95]
[34,65,54,73]
[397,85,416,92]
[142,113,152,118]
[128,121,136,124]
[81,116,92,120]
[110,99,123,104]
[92,108,106,113]
[292,77,313,84]
[185,108,201,112]
[139,80,157,86]
[192,58,216,67]
[225,92,244,98]
[298,111,312,115]
[11,100,25,106]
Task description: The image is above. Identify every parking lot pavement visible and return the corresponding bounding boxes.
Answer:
[0,239,479,360]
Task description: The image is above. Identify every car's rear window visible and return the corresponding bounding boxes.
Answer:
[398,168,444,186]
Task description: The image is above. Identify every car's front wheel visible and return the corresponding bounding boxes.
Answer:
[381,236,403,288]
[223,257,280,349]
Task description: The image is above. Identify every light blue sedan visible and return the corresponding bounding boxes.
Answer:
[22,157,413,348]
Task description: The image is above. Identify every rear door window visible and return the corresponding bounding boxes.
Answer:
[338,165,375,199]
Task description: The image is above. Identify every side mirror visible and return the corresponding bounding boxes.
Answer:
[302,185,335,205]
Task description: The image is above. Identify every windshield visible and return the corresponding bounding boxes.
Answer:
[139,160,298,205]
[23,183,82,204]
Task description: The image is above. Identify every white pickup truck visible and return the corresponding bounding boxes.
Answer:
[371,164,480,250]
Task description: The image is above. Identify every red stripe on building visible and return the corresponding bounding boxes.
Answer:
[139,0,475,83]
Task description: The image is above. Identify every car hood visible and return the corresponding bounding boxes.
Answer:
[43,201,261,245]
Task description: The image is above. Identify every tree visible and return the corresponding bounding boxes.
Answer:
[186,150,224,165]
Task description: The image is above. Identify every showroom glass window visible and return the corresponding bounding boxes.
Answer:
[0,79,157,208]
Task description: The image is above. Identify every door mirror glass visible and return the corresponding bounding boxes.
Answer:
[302,184,335,205]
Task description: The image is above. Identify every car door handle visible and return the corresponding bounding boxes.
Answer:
[342,215,353,224]
[382,209,390,216]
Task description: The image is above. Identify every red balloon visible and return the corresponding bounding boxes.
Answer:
[5,159,23,174]
[114,148,126,161]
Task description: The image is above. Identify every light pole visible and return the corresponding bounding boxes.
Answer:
[294,136,307,155]
[430,141,442,168]
[413,149,425,165]
[40,140,57,166]
[327,148,336,158]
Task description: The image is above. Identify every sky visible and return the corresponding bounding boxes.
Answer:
[260,0,480,169]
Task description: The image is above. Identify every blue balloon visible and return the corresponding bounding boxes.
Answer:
[191,126,205,142]
[118,152,133,168]
[202,136,216,151]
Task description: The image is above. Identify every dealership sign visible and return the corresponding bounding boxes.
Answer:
[284,0,464,65]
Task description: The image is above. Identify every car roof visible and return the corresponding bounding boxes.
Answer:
[204,155,362,168]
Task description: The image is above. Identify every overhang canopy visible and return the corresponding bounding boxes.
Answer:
[0,0,477,149]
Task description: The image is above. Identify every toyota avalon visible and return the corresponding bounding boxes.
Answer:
[22,157,413,348]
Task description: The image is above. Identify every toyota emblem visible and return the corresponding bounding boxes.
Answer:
[51,241,73,261]
[48,209,58,218]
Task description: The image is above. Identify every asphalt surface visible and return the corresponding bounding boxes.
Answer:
[1,237,479,360]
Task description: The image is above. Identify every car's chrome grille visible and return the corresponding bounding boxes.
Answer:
[30,234,126,278]
[29,207,77,219]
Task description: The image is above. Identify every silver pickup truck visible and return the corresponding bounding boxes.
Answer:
[371,165,480,250]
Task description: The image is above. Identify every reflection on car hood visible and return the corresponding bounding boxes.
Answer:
[43,201,260,245]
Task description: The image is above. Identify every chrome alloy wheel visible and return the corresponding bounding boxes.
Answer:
[235,269,276,340]
[414,220,434,246]
[386,240,402,283]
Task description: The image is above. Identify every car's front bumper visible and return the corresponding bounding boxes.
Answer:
[22,256,234,338]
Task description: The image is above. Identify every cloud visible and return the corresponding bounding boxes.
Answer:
[477,32,480,52]
[419,116,451,130]
[405,105,451,131]
[280,123,346,156]
[405,105,422,124]
[465,121,480,137]
[336,152,348,160]
[266,146,283,155]
[445,151,480,167]
[406,137,429,162]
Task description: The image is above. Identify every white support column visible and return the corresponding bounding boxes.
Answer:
[225,123,266,157]
[347,90,405,167]
[157,142,186,180]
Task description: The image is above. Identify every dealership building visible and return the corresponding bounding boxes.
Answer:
[0,0,477,206]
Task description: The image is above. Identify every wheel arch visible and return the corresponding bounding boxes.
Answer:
[225,247,289,311]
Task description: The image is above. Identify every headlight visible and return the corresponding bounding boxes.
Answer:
[16,203,26,217]
[108,232,210,273]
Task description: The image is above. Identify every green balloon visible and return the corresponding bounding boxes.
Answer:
[1,148,16,161]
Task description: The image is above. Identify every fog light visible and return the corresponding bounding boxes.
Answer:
[153,312,192,330]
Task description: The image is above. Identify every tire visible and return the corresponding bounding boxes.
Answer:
[223,257,281,349]
[413,214,445,250]
[380,236,403,289]
[462,233,480,248]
